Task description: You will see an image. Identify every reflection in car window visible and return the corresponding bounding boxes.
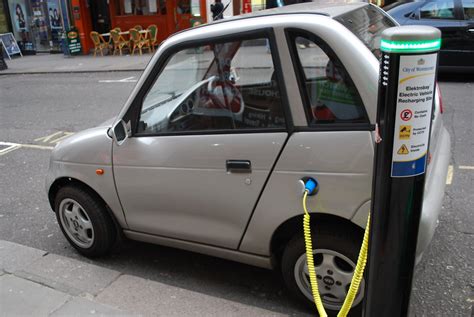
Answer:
[292,35,368,125]
[420,0,456,19]
[462,0,474,19]
[335,5,395,59]
[138,38,286,134]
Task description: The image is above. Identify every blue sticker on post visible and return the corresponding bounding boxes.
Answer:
[391,54,437,177]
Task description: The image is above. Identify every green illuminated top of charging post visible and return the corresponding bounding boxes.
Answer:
[381,26,441,53]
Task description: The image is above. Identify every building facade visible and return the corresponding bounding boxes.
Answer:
[2,0,69,53]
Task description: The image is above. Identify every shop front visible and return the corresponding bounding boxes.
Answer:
[4,0,67,53]
[73,0,208,55]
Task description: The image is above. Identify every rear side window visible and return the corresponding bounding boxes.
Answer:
[462,0,474,19]
[420,0,456,19]
[335,5,396,59]
[288,32,368,126]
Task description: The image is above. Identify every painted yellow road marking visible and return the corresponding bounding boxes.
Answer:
[0,142,54,154]
[0,144,21,156]
[459,165,474,170]
[34,131,74,144]
[446,165,453,185]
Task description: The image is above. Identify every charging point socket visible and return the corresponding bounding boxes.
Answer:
[301,177,319,196]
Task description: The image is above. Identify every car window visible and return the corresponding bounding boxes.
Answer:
[290,33,368,125]
[335,5,396,59]
[137,37,286,134]
[462,0,474,19]
[420,0,456,19]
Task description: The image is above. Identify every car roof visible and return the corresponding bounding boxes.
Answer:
[210,1,369,23]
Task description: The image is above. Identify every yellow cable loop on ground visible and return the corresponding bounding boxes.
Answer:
[302,190,371,317]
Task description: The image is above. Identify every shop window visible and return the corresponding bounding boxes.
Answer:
[116,0,166,16]
[137,37,286,135]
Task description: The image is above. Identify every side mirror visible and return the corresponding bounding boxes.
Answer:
[111,120,129,146]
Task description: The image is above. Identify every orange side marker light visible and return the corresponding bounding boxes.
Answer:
[96,169,105,175]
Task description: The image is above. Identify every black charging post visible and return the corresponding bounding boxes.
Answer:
[363,26,441,316]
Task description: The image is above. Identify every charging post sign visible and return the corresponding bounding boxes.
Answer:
[391,53,437,177]
[364,26,441,316]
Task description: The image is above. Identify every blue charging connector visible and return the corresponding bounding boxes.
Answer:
[301,177,319,196]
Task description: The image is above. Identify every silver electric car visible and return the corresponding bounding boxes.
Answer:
[46,2,451,314]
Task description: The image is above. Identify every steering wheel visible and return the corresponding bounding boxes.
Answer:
[207,77,244,115]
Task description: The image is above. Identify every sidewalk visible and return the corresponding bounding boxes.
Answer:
[0,240,286,316]
[0,53,151,75]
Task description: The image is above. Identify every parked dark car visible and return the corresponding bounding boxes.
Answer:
[385,0,474,72]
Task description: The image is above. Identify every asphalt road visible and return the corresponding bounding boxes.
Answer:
[0,71,472,316]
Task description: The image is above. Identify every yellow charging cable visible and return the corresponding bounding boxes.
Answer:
[302,190,371,317]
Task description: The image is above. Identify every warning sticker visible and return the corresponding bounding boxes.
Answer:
[399,125,411,140]
[391,53,437,177]
[397,144,409,155]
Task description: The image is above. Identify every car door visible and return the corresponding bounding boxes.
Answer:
[413,0,465,67]
[112,31,289,249]
[460,0,474,68]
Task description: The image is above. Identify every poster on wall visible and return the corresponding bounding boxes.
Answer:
[10,1,28,32]
[0,33,23,59]
[47,0,62,29]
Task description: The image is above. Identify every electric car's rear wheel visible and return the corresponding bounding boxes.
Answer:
[281,223,364,316]
[55,186,116,257]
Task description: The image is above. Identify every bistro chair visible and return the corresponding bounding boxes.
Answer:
[129,28,151,55]
[147,24,159,51]
[133,25,143,31]
[90,31,109,57]
[110,29,130,56]
[113,27,121,32]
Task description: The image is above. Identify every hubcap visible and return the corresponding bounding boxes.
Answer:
[294,249,365,310]
[59,198,94,248]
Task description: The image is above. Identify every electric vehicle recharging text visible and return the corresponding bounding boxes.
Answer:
[301,178,370,317]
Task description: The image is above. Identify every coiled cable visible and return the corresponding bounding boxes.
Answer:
[302,190,371,317]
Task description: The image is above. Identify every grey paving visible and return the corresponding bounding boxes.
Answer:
[15,253,121,296]
[50,297,133,317]
[0,240,47,273]
[0,274,70,316]
[0,54,151,74]
[96,274,287,317]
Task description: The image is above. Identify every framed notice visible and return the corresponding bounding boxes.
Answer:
[0,33,22,59]
[391,53,437,177]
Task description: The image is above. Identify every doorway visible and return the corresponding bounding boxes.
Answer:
[90,0,110,33]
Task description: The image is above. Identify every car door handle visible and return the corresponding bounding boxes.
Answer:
[226,160,251,173]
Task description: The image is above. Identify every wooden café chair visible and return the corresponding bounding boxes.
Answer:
[133,25,143,31]
[129,28,151,55]
[110,29,130,56]
[147,25,159,52]
[90,31,109,57]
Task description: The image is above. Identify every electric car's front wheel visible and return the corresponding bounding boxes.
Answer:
[281,223,364,316]
[55,185,116,257]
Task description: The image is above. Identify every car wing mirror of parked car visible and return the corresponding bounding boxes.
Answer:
[111,119,129,146]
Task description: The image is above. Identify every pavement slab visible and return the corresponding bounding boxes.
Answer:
[96,274,287,317]
[15,253,121,296]
[0,54,151,74]
[50,296,134,317]
[0,274,70,316]
[0,240,47,273]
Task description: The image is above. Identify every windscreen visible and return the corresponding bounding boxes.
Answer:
[335,5,396,59]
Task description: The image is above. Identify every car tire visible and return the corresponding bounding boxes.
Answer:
[281,222,364,316]
[55,185,116,257]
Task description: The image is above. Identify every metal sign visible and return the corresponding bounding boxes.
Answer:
[391,53,437,177]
